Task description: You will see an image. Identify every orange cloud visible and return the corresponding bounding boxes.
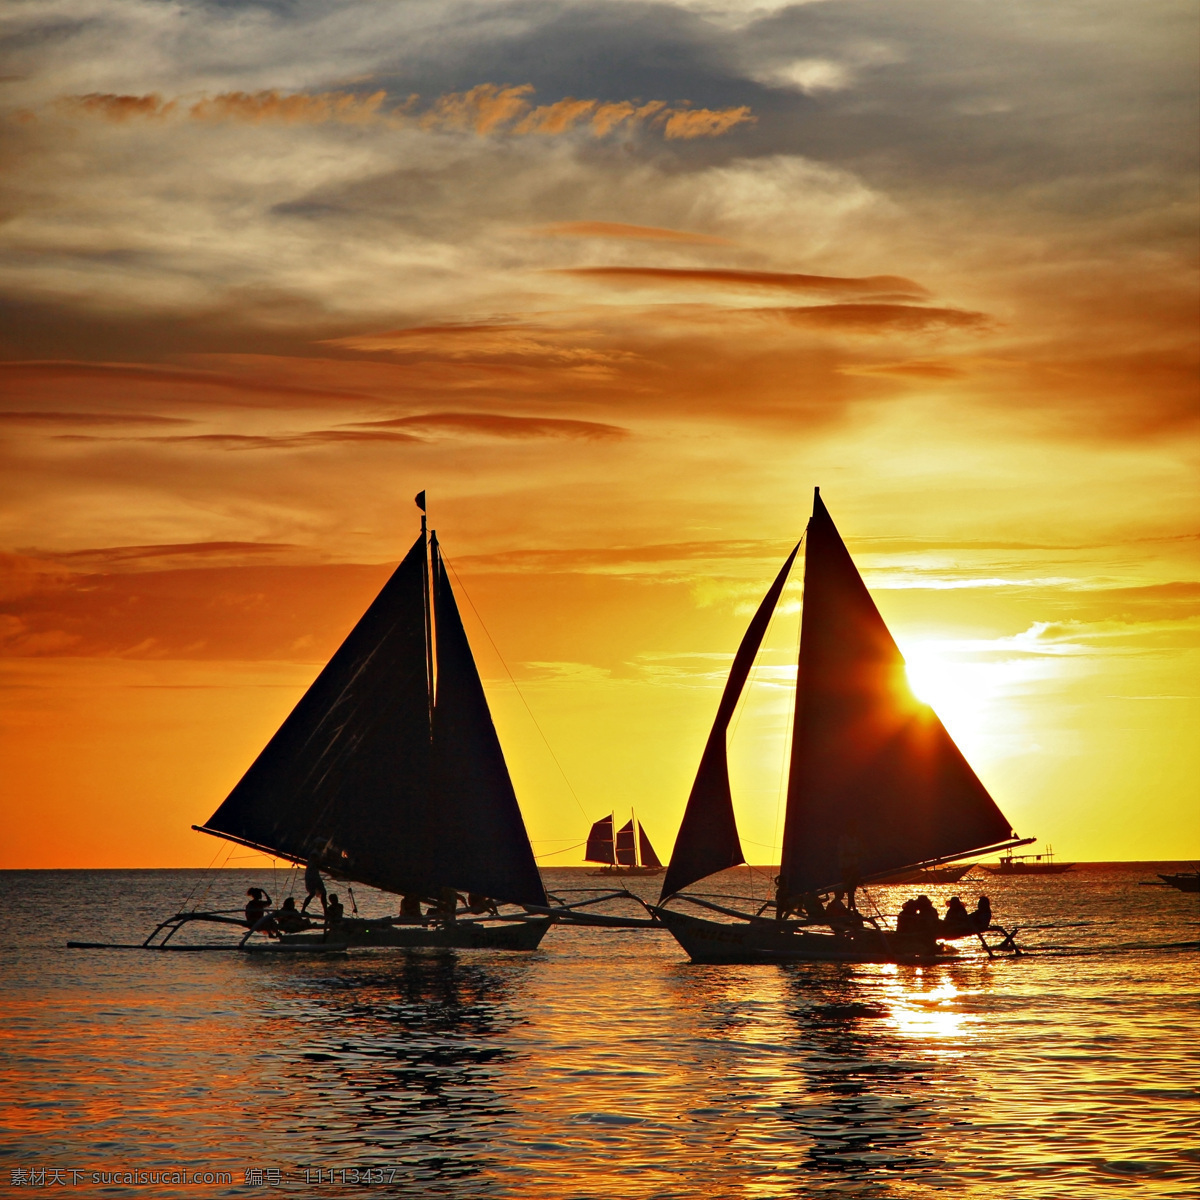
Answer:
[770,303,991,333]
[515,98,599,135]
[189,88,388,124]
[349,412,627,440]
[57,93,177,120]
[534,222,733,245]
[0,410,190,427]
[51,86,754,140]
[839,359,968,379]
[661,106,755,139]
[557,267,928,296]
[418,83,536,134]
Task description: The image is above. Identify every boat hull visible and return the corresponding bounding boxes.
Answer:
[587,865,665,877]
[652,907,948,965]
[1158,873,1200,893]
[279,916,552,951]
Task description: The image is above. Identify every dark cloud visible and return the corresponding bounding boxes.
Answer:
[556,267,927,297]
[53,413,625,449]
[0,410,191,426]
[350,412,627,440]
[771,304,991,334]
[48,541,301,565]
[58,429,421,449]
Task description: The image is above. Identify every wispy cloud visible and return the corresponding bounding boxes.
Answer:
[349,412,627,440]
[52,85,754,141]
[533,222,733,245]
[557,267,928,297]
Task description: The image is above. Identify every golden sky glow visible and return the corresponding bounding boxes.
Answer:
[1,0,1196,868]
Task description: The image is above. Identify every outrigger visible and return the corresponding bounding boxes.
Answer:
[650,489,1028,965]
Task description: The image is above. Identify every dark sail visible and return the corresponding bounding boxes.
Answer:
[199,535,434,894]
[429,540,548,906]
[778,491,1015,897]
[638,823,663,870]
[585,815,615,864]
[660,544,800,898]
[615,819,637,866]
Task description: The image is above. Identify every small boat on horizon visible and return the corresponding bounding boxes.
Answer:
[982,847,1075,876]
[585,812,665,876]
[1155,872,1199,893]
[651,488,1028,964]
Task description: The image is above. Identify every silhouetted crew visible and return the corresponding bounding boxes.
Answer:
[824,891,864,934]
[301,861,327,914]
[913,894,939,935]
[399,894,423,919]
[896,898,921,935]
[244,888,272,928]
[324,893,345,928]
[466,893,499,916]
[275,896,306,933]
[428,888,460,922]
[942,895,971,936]
[972,895,993,931]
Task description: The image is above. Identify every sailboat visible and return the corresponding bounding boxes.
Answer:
[651,489,1030,963]
[70,495,554,953]
[585,812,665,876]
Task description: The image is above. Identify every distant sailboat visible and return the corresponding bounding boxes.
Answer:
[652,488,1030,963]
[585,813,665,876]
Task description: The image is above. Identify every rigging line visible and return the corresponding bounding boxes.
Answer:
[534,840,588,860]
[178,838,233,912]
[441,550,590,823]
[770,531,804,872]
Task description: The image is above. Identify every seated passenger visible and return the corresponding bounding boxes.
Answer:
[465,893,499,916]
[275,896,306,933]
[824,891,865,933]
[800,892,826,923]
[244,887,272,929]
[912,894,940,935]
[941,895,972,936]
[971,895,993,931]
[399,894,423,919]
[896,898,921,935]
[324,893,345,927]
[427,888,461,921]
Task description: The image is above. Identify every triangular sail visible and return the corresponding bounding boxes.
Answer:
[615,819,637,866]
[637,823,663,870]
[660,543,800,898]
[778,491,1015,897]
[585,815,616,864]
[198,535,434,894]
[429,540,548,907]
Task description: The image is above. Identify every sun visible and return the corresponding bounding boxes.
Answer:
[900,639,994,757]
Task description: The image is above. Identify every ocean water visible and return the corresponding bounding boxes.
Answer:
[1,864,1196,1198]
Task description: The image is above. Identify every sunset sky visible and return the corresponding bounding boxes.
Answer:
[2,0,1196,869]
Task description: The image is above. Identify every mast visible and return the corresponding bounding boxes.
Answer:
[416,491,434,731]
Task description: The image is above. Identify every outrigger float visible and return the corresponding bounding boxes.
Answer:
[650,489,1027,965]
[69,496,657,956]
